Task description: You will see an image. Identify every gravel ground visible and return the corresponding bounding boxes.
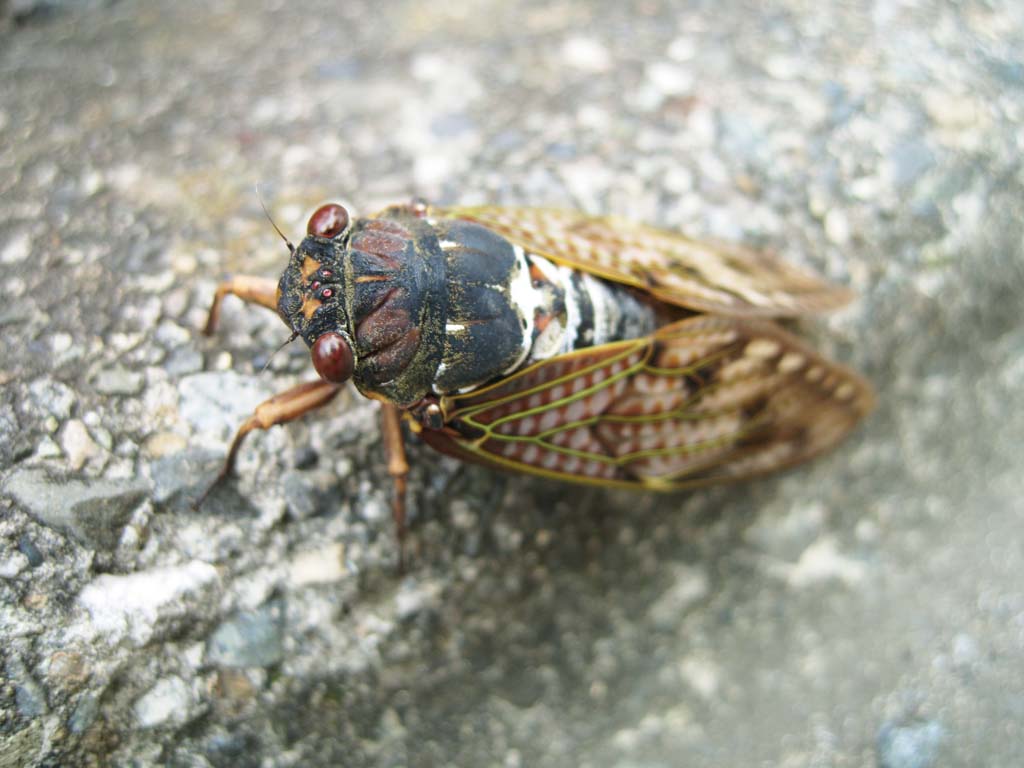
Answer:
[2,1,1023,766]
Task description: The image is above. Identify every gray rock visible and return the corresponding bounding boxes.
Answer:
[151,448,222,505]
[6,655,48,718]
[164,346,204,377]
[17,534,43,567]
[0,403,22,464]
[27,377,76,419]
[282,470,318,519]
[3,468,149,550]
[178,371,274,439]
[205,600,285,668]
[68,691,100,735]
[0,720,43,768]
[888,139,935,189]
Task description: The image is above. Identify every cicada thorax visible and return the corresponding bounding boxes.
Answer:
[341,216,447,405]
[277,210,444,406]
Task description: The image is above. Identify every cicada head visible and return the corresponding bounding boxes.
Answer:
[276,203,445,405]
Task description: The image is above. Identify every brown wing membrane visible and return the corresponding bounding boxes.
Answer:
[432,206,851,317]
[419,316,873,490]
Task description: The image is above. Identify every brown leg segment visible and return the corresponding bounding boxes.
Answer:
[193,380,341,509]
[380,402,410,571]
[204,275,280,335]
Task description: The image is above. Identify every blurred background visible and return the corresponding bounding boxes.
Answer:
[1,0,1023,765]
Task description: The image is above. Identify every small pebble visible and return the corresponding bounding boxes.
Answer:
[144,431,187,458]
[18,535,44,567]
[93,366,145,396]
[1,231,31,264]
[0,552,29,578]
[60,419,102,471]
[134,676,197,728]
[824,209,852,245]
[561,37,611,73]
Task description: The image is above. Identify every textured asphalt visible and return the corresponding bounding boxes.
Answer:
[1,1,1023,766]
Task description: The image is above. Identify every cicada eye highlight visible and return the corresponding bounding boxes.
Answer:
[311,332,354,383]
[307,203,350,238]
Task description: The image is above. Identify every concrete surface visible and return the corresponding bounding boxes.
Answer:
[1,1,1023,766]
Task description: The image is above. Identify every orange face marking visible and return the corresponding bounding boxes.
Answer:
[302,298,322,320]
[300,257,321,281]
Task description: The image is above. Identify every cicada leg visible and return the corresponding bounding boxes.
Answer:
[203,275,280,335]
[193,380,342,509]
[379,402,410,572]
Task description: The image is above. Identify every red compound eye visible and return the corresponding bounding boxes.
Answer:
[321,288,333,299]
[307,203,349,238]
[311,281,321,291]
[311,332,353,384]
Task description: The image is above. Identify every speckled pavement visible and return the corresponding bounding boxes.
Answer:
[1,1,1023,766]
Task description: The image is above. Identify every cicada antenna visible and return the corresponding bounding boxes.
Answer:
[255,182,295,254]
[259,330,300,374]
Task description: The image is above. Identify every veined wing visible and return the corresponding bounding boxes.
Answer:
[432,206,852,317]
[419,316,873,490]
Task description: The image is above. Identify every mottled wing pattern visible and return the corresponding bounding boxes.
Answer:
[433,206,851,317]
[420,316,873,490]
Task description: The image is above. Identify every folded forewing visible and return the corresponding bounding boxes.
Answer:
[420,316,873,490]
[433,206,852,317]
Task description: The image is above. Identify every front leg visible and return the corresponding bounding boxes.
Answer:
[203,275,280,335]
[194,380,341,509]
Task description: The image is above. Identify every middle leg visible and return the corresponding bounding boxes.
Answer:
[380,402,410,570]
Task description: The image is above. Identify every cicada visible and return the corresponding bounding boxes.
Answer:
[201,200,873,563]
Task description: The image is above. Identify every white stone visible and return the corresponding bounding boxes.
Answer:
[394,579,443,620]
[288,544,347,587]
[78,561,219,645]
[0,553,29,579]
[60,419,101,471]
[785,537,866,588]
[134,676,195,728]
[648,565,709,628]
[50,333,73,356]
[924,89,980,128]
[33,435,62,460]
[1,231,31,264]
[646,62,695,96]
[561,37,612,73]
[666,37,696,62]
[677,656,720,699]
[824,209,851,246]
